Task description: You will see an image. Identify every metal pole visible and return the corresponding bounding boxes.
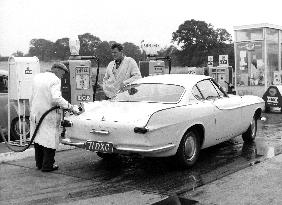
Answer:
[18,83,22,146]
[23,100,26,143]
[8,62,11,143]
[264,28,268,92]
[93,59,100,101]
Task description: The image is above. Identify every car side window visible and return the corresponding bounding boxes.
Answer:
[196,80,220,100]
[192,85,204,100]
[0,75,8,93]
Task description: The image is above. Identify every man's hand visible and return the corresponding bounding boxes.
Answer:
[69,104,80,115]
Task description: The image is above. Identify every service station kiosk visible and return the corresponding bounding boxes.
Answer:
[234,23,282,97]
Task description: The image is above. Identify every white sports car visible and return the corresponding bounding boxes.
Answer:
[62,74,265,167]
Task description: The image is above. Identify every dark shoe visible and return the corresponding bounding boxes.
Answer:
[36,164,42,170]
[41,164,59,172]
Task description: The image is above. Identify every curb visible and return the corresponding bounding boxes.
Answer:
[0,143,75,163]
[0,148,34,163]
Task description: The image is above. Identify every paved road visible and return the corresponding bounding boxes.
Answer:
[0,113,281,205]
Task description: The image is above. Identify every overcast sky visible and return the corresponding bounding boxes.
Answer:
[0,0,281,56]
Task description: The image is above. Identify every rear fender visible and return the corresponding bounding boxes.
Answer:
[146,105,206,151]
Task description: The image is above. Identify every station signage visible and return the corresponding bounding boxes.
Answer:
[207,56,213,67]
[219,55,229,66]
[262,85,282,112]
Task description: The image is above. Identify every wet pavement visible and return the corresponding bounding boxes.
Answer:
[0,112,282,204]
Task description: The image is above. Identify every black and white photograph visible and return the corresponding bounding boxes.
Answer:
[1,0,282,204]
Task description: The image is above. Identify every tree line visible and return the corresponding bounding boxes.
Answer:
[5,19,234,68]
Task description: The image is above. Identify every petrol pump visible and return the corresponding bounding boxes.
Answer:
[139,55,171,77]
[2,36,99,151]
[139,41,171,77]
[61,36,100,105]
[8,56,40,146]
[205,55,235,94]
[209,66,233,92]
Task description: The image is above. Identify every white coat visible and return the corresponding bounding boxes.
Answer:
[103,56,142,98]
[30,72,69,149]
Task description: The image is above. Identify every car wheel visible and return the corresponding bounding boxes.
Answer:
[10,116,30,141]
[242,115,257,143]
[176,130,200,167]
[96,152,118,160]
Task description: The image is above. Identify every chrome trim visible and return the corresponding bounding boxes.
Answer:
[90,129,110,135]
[115,143,176,153]
[61,138,176,154]
[61,139,85,148]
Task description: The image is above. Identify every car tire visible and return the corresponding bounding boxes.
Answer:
[96,152,118,160]
[176,130,200,167]
[10,116,30,141]
[242,115,257,143]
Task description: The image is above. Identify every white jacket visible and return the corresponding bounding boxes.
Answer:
[30,72,69,149]
[103,56,141,98]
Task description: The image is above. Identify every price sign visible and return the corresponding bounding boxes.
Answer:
[75,66,90,90]
[207,56,213,67]
[219,55,229,66]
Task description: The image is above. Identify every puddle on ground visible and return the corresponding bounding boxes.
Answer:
[152,195,198,205]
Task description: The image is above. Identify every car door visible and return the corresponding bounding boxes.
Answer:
[211,80,243,138]
[196,79,242,143]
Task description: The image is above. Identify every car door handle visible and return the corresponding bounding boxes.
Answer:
[90,129,110,135]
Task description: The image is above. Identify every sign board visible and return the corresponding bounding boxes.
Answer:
[262,85,282,113]
[8,56,40,100]
[141,40,161,56]
[219,55,229,66]
[273,71,281,85]
[75,66,90,90]
[207,56,213,67]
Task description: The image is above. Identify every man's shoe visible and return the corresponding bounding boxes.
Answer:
[41,164,59,172]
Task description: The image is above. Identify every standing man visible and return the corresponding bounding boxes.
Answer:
[103,43,142,99]
[30,63,79,172]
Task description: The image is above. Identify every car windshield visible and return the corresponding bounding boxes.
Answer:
[113,83,185,103]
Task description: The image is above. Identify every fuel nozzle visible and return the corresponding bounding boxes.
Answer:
[61,119,73,127]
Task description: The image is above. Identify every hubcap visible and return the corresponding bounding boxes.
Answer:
[184,133,196,159]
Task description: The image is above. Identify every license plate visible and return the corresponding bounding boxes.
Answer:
[84,141,114,153]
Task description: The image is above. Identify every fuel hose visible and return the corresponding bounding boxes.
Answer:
[0,106,60,152]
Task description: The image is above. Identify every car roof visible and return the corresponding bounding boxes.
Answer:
[0,70,8,76]
[134,74,211,87]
